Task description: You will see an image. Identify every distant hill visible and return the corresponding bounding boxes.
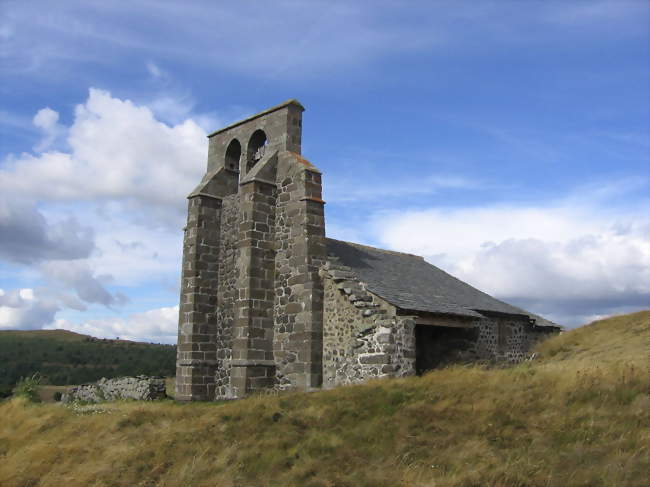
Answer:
[0,329,176,397]
[0,329,94,341]
[1,311,648,486]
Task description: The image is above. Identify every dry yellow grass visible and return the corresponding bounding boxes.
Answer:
[1,311,649,487]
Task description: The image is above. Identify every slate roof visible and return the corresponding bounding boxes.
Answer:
[326,238,558,327]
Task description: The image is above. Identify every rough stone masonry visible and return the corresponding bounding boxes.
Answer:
[62,376,166,403]
[176,100,560,401]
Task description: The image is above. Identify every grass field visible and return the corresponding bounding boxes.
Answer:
[1,311,648,487]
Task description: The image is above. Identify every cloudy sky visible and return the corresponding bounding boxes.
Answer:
[1,1,648,342]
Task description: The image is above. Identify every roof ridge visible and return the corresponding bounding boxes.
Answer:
[326,237,424,259]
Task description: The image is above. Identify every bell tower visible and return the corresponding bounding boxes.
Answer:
[176,100,326,400]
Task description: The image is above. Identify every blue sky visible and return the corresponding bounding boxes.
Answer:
[1,0,648,342]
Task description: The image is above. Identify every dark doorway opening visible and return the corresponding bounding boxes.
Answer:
[415,325,478,375]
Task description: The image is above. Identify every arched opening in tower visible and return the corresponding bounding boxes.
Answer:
[246,129,268,173]
[225,138,241,172]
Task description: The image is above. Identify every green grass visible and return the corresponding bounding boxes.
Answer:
[0,311,649,487]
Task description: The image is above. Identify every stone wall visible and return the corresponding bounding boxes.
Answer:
[475,316,539,363]
[273,154,326,391]
[214,194,239,399]
[322,267,553,384]
[176,194,222,401]
[206,101,304,175]
[390,315,417,377]
[62,376,166,403]
[177,101,326,400]
[230,179,278,397]
[524,326,556,352]
[322,264,417,388]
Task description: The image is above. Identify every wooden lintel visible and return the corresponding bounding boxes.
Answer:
[414,316,476,328]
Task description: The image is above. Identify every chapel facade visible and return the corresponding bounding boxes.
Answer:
[175,100,559,401]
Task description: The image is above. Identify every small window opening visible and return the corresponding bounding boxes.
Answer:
[246,129,268,172]
[225,139,241,172]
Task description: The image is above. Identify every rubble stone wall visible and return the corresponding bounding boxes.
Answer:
[322,275,417,387]
[523,326,556,352]
[214,194,239,398]
[323,272,553,383]
[475,316,543,362]
[390,315,417,377]
[273,158,326,391]
[62,376,166,403]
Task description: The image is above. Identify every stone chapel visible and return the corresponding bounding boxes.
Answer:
[175,100,559,401]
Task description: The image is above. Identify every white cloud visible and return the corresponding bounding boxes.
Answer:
[147,95,193,124]
[0,197,95,264]
[32,107,58,128]
[463,230,650,300]
[0,288,59,330]
[40,260,129,308]
[1,88,207,214]
[0,284,177,343]
[49,305,179,343]
[19,289,34,300]
[146,94,222,132]
[0,89,199,339]
[32,107,63,152]
[86,205,183,285]
[372,198,650,326]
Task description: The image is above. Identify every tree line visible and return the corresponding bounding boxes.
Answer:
[0,332,176,398]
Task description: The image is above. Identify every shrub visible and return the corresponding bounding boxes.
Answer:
[53,392,63,402]
[13,373,42,402]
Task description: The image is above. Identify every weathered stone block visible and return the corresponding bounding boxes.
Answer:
[358,353,390,365]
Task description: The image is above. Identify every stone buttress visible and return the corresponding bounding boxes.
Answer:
[176,100,326,400]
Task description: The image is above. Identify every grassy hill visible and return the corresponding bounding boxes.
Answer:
[1,311,649,487]
[0,329,176,397]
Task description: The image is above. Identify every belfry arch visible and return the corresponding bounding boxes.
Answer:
[224,138,241,172]
[246,129,267,173]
